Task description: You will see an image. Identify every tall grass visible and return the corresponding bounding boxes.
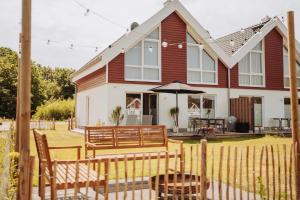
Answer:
[33,98,74,120]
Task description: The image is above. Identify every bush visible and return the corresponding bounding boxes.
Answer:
[33,99,74,120]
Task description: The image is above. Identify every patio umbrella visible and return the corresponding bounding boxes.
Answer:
[149,81,205,128]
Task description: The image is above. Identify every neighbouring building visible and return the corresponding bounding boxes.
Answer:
[71,0,300,131]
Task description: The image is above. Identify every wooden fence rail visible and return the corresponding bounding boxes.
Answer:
[39,141,297,199]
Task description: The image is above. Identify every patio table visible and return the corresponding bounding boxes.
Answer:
[190,118,225,134]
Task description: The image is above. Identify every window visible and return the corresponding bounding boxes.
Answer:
[283,48,300,88]
[187,33,217,84]
[188,95,216,118]
[239,41,264,87]
[126,93,142,116]
[284,98,300,118]
[125,28,160,81]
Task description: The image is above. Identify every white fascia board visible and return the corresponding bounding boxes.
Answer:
[72,60,103,82]
[229,19,277,68]
[173,1,231,67]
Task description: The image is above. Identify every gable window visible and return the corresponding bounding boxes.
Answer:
[283,48,300,88]
[187,33,217,84]
[239,41,264,87]
[125,28,160,81]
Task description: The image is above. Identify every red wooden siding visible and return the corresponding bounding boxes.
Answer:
[161,12,187,84]
[265,28,284,90]
[76,67,106,92]
[230,28,284,90]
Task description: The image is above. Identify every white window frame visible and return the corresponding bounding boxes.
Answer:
[283,48,300,89]
[187,34,218,85]
[239,41,265,87]
[125,27,161,82]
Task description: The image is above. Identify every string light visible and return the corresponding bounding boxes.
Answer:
[84,8,90,16]
[162,41,168,48]
[230,39,235,47]
[148,46,153,53]
[47,40,50,45]
[177,43,183,49]
[121,48,125,53]
[95,47,98,52]
[70,44,74,49]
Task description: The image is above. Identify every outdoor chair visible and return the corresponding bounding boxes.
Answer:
[33,129,106,199]
[142,115,153,125]
[126,115,138,125]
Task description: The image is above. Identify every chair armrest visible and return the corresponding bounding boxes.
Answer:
[48,145,82,150]
[49,145,82,159]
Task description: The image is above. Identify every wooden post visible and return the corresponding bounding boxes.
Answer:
[200,140,207,200]
[15,33,21,152]
[17,0,31,199]
[287,11,300,199]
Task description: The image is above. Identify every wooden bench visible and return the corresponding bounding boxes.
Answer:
[84,125,184,171]
[33,129,106,200]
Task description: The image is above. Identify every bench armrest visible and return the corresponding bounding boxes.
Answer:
[85,142,97,147]
[167,139,183,144]
[49,145,82,159]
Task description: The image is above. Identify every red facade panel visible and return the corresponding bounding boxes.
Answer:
[265,28,284,90]
[161,12,187,84]
[76,67,106,92]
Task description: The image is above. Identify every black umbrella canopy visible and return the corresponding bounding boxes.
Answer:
[149,81,205,130]
[149,81,205,94]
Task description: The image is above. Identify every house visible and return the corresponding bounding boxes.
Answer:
[71,0,300,131]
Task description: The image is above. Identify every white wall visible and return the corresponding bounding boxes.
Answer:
[230,88,300,127]
[106,83,229,129]
[76,85,108,127]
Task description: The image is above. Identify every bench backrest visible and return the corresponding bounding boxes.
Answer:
[33,129,53,174]
[85,125,167,149]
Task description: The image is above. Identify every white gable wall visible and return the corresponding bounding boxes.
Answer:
[76,85,108,127]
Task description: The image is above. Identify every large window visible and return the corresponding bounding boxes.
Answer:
[284,98,300,118]
[239,41,264,87]
[283,48,300,88]
[125,28,160,81]
[188,95,216,118]
[187,33,217,84]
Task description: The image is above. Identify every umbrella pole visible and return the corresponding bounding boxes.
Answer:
[176,92,179,130]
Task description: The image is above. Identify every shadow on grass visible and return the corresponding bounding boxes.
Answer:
[183,135,266,144]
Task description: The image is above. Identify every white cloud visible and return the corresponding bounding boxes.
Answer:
[0,0,299,69]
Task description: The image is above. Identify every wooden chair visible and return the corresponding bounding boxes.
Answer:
[33,129,106,200]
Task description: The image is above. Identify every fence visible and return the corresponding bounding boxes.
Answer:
[0,120,55,131]
[67,117,76,130]
[40,141,298,200]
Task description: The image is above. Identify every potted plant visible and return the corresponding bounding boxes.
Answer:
[110,106,124,126]
[170,107,179,133]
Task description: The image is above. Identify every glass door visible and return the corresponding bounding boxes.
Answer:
[149,94,158,125]
[253,97,262,127]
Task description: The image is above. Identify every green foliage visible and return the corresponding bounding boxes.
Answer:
[110,106,124,126]
[33,99,75,120]
[170,107,179,125]
[0,47,75,118]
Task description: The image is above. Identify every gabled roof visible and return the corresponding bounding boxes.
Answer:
[219,17,300,68]
[216,19,270,56]
[72,0,300,81]
[72,0,231,82]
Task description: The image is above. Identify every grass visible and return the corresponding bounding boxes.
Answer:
[1,123,295,198]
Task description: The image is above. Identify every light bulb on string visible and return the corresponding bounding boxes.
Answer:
[230,39,235,47]
[126,29,130,36]
[70,44,74,49]
[84,9,90,16]
[47,40,50,45]
[148,46,153,53]
[121,48,125,54]
[95,47,98,52]
[177,43,183,49]
[162,41,168,48]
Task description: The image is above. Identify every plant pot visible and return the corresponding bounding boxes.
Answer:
[173,126,179,133]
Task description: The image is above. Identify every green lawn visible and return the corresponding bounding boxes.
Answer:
[1,124,294,198]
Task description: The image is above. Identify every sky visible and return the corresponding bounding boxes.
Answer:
[0,0,300,70]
